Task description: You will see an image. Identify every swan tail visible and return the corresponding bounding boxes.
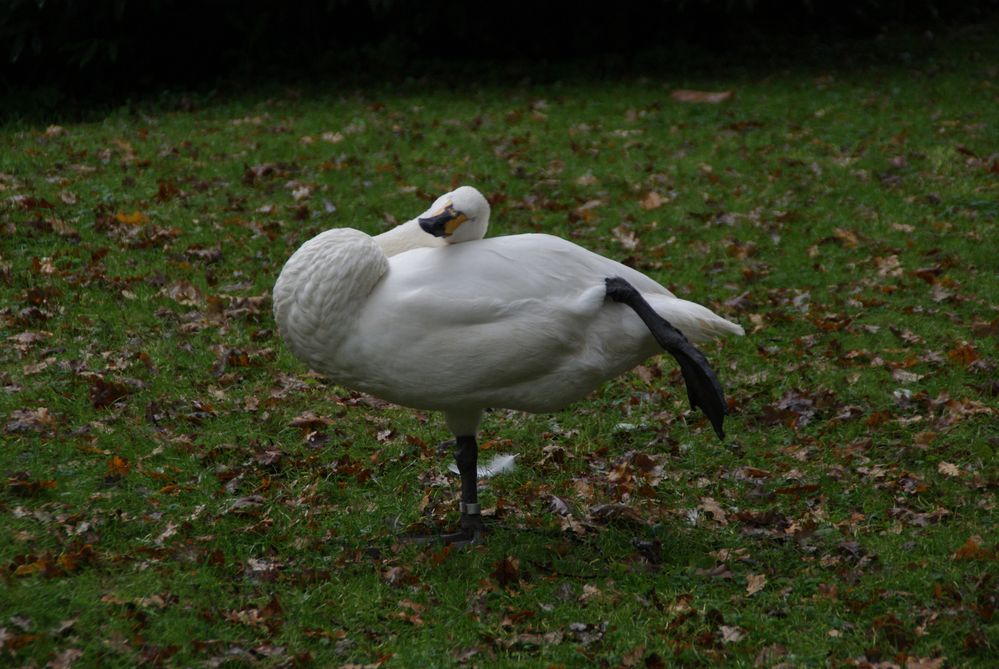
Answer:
[605,277,728,440]
[646,295,745,344]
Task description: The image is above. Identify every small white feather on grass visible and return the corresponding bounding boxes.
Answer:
[448,453,518,478]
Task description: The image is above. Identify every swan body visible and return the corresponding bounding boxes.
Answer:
[274,186,743,542]
[276,230,740,432]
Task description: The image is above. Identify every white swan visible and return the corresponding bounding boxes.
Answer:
[273,186,743,543]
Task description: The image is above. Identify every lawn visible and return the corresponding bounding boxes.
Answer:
[2,26,997,668]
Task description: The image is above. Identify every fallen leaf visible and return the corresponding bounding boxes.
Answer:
[892,368,923,384]
[227,495,266,514]
[491,556,521,588]
[671,89,733,104]
[612,224,640,250]
[620,644,646,667]
[45,647,83,668]
[8,474,57,496]
[947,341,979,366]
[833,227,859,248]
[937,462,960,477]
[114,210,148,225]
[953,535,993,561]
[699,497,728,525]
[160,280,202,306]
[89,376,131,409]
[396,599,424,626]
[746,573,767,596]
[5,407,56,434]
[754,644,787,667]
[640,191,668,210]
[719,625,744,643]
[107,455,131,477]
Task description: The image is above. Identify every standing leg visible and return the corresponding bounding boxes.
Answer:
[453,435,484,543]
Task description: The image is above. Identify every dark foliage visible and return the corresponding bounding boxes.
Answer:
[1,0,997,96]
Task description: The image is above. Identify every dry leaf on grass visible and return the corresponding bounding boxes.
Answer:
[671,89,733,104]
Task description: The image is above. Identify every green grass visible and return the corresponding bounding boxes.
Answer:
[2,28,997,668]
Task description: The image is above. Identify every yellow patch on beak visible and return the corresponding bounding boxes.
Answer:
[444,212,468,235]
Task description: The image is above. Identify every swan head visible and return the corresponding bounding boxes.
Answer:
[418,186,490,244]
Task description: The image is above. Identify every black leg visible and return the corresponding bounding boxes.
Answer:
[397,434,485,545]
[453,435,484,543]
[605,276,728,440]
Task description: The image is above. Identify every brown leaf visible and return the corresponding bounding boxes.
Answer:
[754,644,787,667]
[832,227,859,248]
[620,644,646,667]
[572,198,603,223]
[227,495,266,514]
[588,503,644,525]
[719,625,745,643]
[155,179,180,202]
[382,565,416,588]
[698,497,728,525]
[45,647,83,669]
[892,368,923,384]
[7,330,52,350]
[107,455,131,477]
[953,535,993,561]
[491,556,521,588]
[160,280,202,306]
[396,599,424,626]
[89,376,131,409]
[937,462,960,477]
[612,224,640,250]
[640,191,667,210]
[671,89,733,104]
[289,411,332,430]
[260,595,283,622]
[746,573,767,596]
[8,474,57,496]
[947,341,979,366]
[5,407,56,434]
[775,483,819,497]
[114,210,148,226]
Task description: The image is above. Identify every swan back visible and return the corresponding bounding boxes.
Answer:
[273,228,388,374]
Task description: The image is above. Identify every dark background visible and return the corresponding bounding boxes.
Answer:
[2,0,998,114]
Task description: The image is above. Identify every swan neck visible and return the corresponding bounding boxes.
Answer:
[375,219,445,257]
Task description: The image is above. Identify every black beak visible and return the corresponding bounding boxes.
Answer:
[419,211,451,237]
[418,205,466,238]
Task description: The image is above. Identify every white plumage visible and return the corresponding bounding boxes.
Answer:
[273,186,743,543]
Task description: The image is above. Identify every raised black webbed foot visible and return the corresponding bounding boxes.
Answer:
[606,276,728,439]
